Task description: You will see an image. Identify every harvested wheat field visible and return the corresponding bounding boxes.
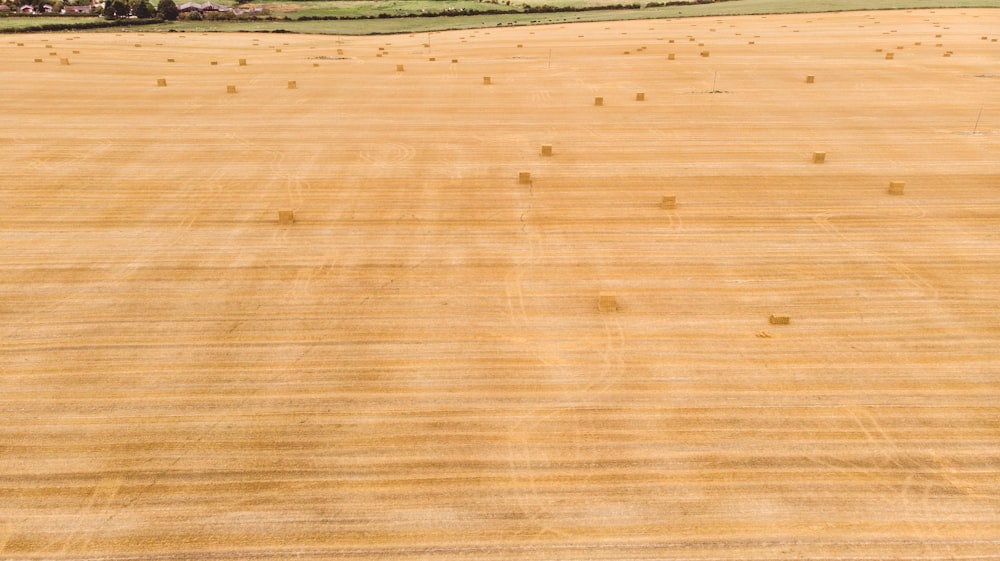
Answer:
[2,7,1000,560]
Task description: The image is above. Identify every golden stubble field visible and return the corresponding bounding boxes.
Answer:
[1,8,999,560]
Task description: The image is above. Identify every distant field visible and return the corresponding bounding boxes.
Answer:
[0,16,72,29]
[2,0,1000,34]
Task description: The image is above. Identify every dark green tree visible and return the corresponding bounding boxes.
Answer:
[156,0,178,20]
[130,0,153,17]
[104,0,128,18]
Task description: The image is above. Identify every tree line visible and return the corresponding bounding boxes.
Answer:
[102,0,177,20]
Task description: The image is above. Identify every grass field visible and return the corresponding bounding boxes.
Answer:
[2,7,999,560]
[130,0,1000,34]
[0,16,76,29]
[3,0,1000,34]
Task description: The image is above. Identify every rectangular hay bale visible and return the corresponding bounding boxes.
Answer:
[769,314,790,325]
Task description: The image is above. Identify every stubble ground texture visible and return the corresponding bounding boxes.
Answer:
[1,8,999,560]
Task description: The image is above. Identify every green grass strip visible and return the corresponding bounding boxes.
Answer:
[1,0,997,34]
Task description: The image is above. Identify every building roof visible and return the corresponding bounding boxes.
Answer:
[178,1,230,11]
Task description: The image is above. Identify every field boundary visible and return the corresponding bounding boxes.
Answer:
[1,0,998,35]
